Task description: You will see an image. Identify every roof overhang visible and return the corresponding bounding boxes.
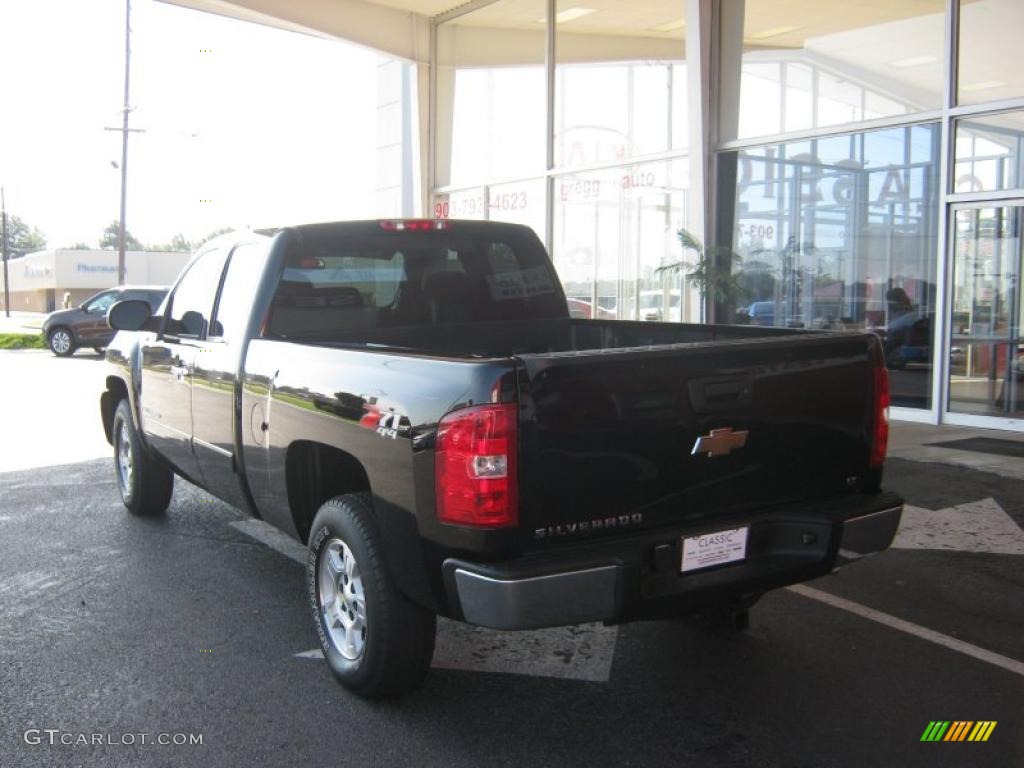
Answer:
[159,0,688,66]
[159,0,434,63]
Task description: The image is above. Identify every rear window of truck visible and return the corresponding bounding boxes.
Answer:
[267,229,567,338]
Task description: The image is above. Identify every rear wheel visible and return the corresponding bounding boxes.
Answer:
[48,327,75,357]
[307,493,436,698]
[112,400,174,516]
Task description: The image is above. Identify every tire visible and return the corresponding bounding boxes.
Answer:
[112,399,174,516]
[92,347,105,355]
[48,327,75,357]
[307,493,436,698]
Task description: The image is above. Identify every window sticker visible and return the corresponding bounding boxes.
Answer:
[485,265,557,300]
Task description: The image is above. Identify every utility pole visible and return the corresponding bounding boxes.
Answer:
[117,0,132,286]
[2,186,9,318]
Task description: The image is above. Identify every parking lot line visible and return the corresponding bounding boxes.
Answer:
[233,517,1022,682]
[893,499,1024,554]
[788,583,1024,678]
[232,517,618,682]
[230,519,307,564]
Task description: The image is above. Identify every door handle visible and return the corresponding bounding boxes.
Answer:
[688,376,753,413]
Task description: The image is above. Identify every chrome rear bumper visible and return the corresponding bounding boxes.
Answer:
[452,565,619,631]
[445,501,904,631]
[835,505,903,566]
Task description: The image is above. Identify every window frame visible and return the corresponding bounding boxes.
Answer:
[207,240,267,344]
[159,246,229,342]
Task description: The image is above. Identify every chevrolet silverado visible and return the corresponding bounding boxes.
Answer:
[101,219,902,698]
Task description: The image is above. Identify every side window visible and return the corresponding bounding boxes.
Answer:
[269,251,406,338]
[210,242,269,342]
[165,249,228,339]
[122,290,148,304]
[147,291,169,311]
[84,291,119,314]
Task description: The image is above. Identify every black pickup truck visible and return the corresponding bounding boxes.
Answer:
[102,220,902,697]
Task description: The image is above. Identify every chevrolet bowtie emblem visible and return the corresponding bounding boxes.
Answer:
[691,428,749,457]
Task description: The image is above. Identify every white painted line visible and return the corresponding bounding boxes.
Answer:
[232,517,620,682]
[432,618,617,682]
[788,584,1024,678]
[294,619,618,682]
[230,519,307,565]
[893,498,1024,555]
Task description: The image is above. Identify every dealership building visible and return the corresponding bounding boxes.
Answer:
[145,1,1024,430]
[1,249,189,313]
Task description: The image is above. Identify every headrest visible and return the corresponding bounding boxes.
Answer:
[422,271,474,298]
[275,282,363,309]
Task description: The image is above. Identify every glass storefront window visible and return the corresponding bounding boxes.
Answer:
[957,0,1024,106]
[554,2,686,167]
[433,187,487,221]
[435,0,547,188]
[553,159,691,323]
[719,124,941,409]
[954,110,1024,193]
[432,179,546,243]
[719,1,945,143]
[948,205,1024,418]
[488,178,547,241]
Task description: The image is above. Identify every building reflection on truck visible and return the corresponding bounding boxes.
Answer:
[270,384,411,436]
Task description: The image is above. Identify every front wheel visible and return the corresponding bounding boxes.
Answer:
[307,493,436,698]
[112,400,174,516]
[48,327,75,357]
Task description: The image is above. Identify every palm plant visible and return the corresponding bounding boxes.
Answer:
[656,227,746,321]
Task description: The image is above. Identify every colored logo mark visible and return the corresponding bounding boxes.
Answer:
[920,721,997,742]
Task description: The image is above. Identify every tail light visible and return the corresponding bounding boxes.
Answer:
[435,403,518,528]
[869,364,890,468]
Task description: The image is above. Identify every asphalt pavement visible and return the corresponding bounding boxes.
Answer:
[0,351,1021,768]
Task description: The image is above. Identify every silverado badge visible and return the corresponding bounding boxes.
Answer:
[691,428,749,458]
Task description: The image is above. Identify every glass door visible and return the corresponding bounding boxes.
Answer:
[946,202,1024,425]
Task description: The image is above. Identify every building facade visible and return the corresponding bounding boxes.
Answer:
[1,249,189,313]
[165,0,1024,430]
[422,0,1024,431]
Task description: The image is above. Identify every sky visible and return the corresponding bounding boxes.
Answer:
[0,0,380,249]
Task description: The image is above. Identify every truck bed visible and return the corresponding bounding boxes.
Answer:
[256,317,883,554]
[279,317,796,359]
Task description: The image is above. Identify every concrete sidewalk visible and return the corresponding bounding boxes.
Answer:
[889,421,1024,480]
[0,311,45,334]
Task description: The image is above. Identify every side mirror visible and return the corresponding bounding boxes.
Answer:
[179,310,207,337]
[108,299,153,331]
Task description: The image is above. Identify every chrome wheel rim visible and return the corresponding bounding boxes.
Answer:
[116,420,133,494]
[51,331,71,354]
[318,538,367,660]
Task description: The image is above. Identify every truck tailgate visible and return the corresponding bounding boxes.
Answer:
[515,332,880,546]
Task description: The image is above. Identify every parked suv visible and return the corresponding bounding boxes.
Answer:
[44,285,167,357]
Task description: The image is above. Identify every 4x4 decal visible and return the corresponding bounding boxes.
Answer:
[359,402,408,439]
